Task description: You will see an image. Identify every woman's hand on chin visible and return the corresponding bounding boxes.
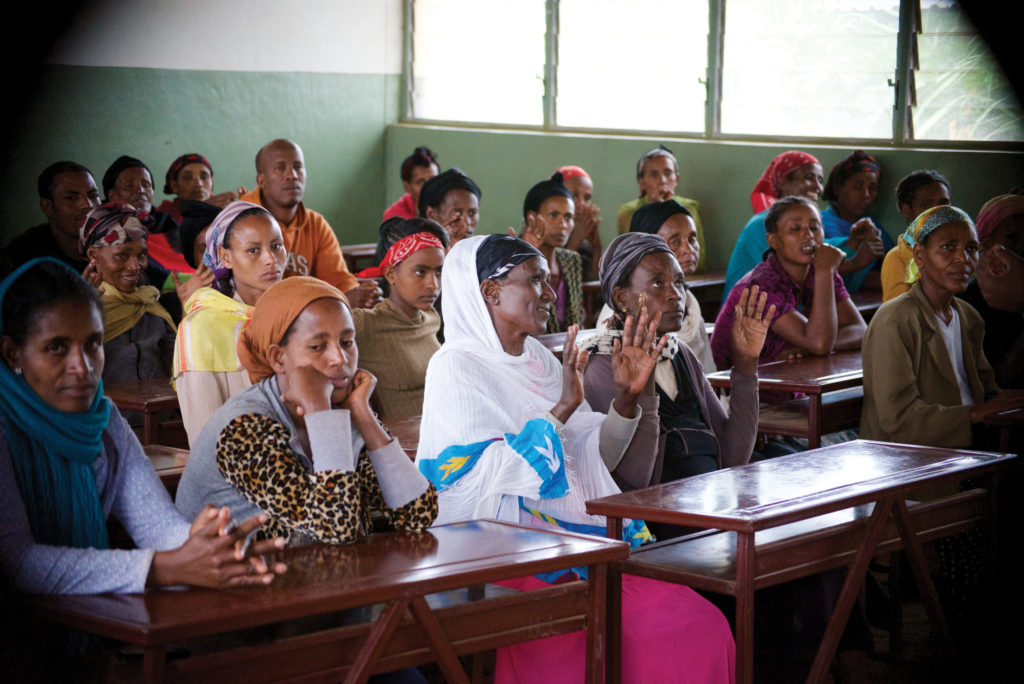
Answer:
[551,324,589,424]
[281,365,333,417]
[150,506,286,589]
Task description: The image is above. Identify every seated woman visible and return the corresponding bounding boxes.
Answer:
[415,234,734,683]
[79,203,176,392]
[616,145,706,271]
[723,150,823,300]
[712,196,867,371]
[820,150,893,293]
[417,167,481,246]
[521,173,583,333]
[156,153,242,225]
[176,276,437,546]
[880,170,951,302]
[597,199,714,368]
[557,165,602,278]
[583,231,770,489]
[861,205,1024,447]
[352,218,448,420]
[0,258,285,596]
[173,201,286,446]
[383,146,439,221]
[961,194,1024,388]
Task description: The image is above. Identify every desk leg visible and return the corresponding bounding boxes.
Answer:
[605,517,622,684]
[142,647,165,684]
[735,531,755,684]
[587,562,608,684]
[807,396,821,449]
[143,413,154,446]
[807,495,893,684]
[349,598,409,684]
[409,595,470,684]
[891,497,957,660]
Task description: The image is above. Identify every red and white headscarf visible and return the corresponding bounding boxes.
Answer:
[357,231,445,278]
[750,151,820,213]
[556,165,590,181]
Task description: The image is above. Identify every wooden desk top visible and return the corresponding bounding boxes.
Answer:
[706,351,862,395]
[587,440,1014,534]
[32,520,627,648]
[383,415,421,458]
[105,378,179,412]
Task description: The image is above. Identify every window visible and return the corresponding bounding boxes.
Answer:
[406,0,1022,144]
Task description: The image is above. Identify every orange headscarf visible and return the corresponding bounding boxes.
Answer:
[237,277,350,383]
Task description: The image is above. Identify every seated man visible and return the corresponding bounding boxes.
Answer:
[240,139,380,308]
[2,161,100,276]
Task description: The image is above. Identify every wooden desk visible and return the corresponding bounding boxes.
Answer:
[383,415,421,458]
[32,520,627,684]
[105,378,180,446]
[706,351,863,448]
[538,328,598,361]
[983,407,1024,452]
[143,444,189,496]
[341,242,378,274]
[587,440,1015,684]
[851,289,883,321]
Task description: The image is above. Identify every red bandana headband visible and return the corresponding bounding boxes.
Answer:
[357,231,444,278]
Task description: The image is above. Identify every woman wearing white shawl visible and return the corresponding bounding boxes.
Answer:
[416,234,735,684]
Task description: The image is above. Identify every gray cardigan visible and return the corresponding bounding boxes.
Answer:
[583,343,759,490]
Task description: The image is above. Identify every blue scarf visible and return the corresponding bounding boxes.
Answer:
[0,258,111,549]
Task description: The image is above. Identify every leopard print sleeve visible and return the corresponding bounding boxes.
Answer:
[356,453,438,532]
[216,413,367,545]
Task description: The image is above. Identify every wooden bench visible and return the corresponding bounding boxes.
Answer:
[756,386,864,445]
[341,242,378,274]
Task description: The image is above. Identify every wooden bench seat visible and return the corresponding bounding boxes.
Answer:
[757,386,864,440]
[621,489,987,594]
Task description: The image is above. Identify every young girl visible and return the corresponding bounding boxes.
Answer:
[712,196,866,370]
[383,146,439,221]
[172,201,286,445]
[353,218,448,420]
[861,205,1024,446]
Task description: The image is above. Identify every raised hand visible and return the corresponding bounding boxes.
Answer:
[172,263,214,306]
[611,295,666,398]
[566,203,601,251]
[82,260,104,292]
[730,286,775,374]
[346,279,383,309]
[551,324,590,424]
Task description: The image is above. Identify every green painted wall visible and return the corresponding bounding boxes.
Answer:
[2,64,400,247]
[386,124,1024,270]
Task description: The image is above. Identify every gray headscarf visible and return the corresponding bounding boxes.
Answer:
[598,232,674,313]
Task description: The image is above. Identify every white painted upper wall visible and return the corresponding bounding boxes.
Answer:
[48,0,402,74]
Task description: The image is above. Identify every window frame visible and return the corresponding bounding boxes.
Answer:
[402,0,1023,151]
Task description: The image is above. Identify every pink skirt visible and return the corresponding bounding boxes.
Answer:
[495,573,735,683]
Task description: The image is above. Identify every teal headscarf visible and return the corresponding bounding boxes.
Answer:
[0,258,111,549]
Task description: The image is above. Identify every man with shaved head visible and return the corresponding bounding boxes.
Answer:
[240,139,380,307]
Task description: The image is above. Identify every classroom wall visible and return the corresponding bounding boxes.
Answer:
[385,125,1024,270]
[1,0,403,248]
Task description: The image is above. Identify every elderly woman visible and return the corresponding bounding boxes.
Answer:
[861,205,1024,446]
[415,234,734,683]
[352,218,448,420]
[615,146,706,270]
[597,199,714,368]
[173,201,286,445]
[79,203,176,391]
[521,173,584,333]
[176,276,437,545]
[383,146,439,221]
[418,167,481,246]
[724,150,823,299]
[820,150,893,293]
[0,259,284,597]
[583,232,769,490]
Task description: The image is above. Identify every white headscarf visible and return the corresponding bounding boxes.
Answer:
[416,236,650,547]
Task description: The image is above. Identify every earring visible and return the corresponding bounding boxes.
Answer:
[13,367,22,376]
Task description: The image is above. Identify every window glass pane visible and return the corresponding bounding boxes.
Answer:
[721,0,898,139]
[556,0,708,132]
[411,0,545,125]
[914,1,1023,142]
